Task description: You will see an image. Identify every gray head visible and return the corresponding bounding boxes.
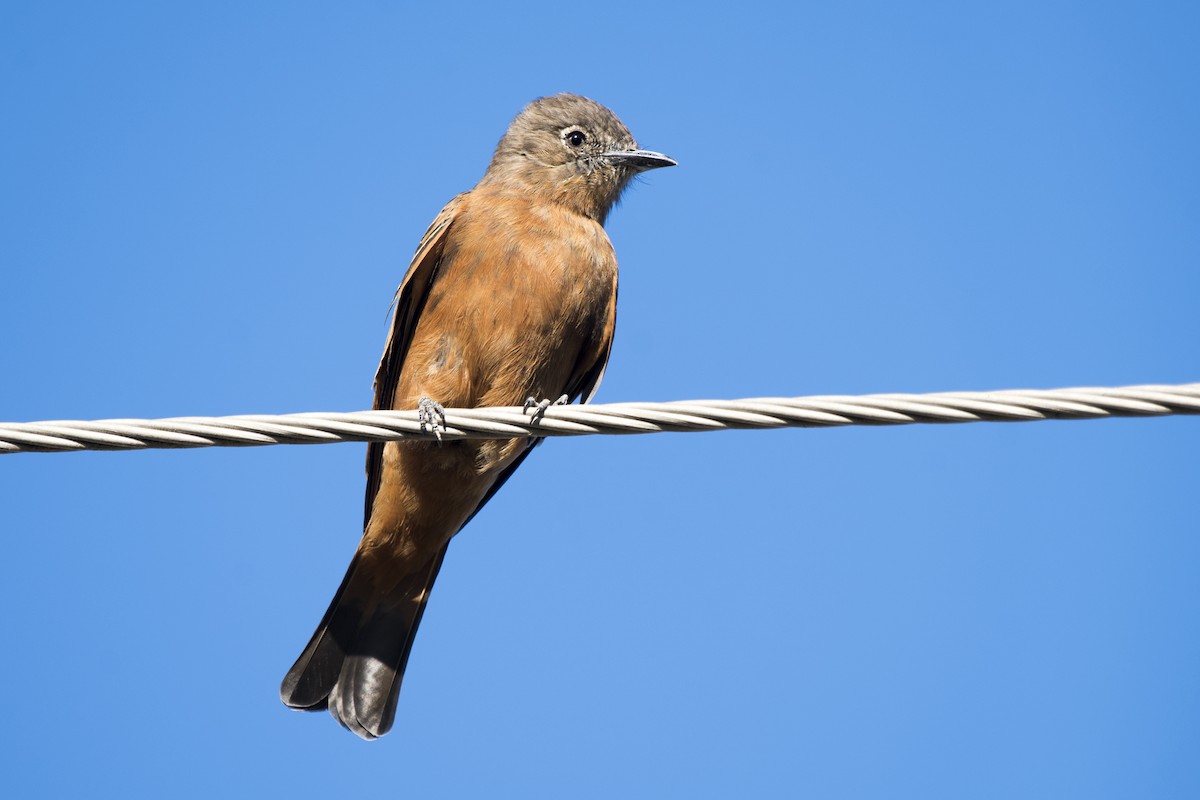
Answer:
[478,93,675,223]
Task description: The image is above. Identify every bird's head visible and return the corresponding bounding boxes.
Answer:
[480,93,675,223]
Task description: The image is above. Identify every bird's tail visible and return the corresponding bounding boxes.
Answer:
[280,545,448,739]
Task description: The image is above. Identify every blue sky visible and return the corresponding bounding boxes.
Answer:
[2,2,1198,797]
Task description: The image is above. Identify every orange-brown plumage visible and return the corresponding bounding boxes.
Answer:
[280,94,673,739]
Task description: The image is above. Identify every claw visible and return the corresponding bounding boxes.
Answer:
[523,394,569,423]
[417,396,446,441]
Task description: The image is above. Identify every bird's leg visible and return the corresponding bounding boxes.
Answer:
[523,393,569,423]
[417,396,447,442]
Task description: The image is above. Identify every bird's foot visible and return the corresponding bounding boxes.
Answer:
[417,396,447,441]
[523,394,569,423]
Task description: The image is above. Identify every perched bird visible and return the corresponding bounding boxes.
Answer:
[280,93,675,739]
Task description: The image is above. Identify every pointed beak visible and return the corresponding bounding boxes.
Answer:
[600,149,678,171]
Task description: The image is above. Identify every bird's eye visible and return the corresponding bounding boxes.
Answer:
[564,129,587,148]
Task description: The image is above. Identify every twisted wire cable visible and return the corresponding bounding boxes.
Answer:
[2,382,1196,455]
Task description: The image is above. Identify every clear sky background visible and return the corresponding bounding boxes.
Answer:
[2,3,1197,798]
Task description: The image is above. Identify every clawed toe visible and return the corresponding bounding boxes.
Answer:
[523,394,569,422]
[417,396,447,440]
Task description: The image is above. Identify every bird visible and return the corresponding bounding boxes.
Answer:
[279,93,675,739]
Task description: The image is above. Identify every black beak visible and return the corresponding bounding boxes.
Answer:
[600,149,678,171]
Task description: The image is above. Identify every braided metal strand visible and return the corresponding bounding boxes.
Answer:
[2,382,1196,455]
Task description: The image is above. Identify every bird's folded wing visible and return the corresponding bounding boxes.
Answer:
[364,192,468,528]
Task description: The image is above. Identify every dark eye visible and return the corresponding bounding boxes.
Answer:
[565,129,587,147]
